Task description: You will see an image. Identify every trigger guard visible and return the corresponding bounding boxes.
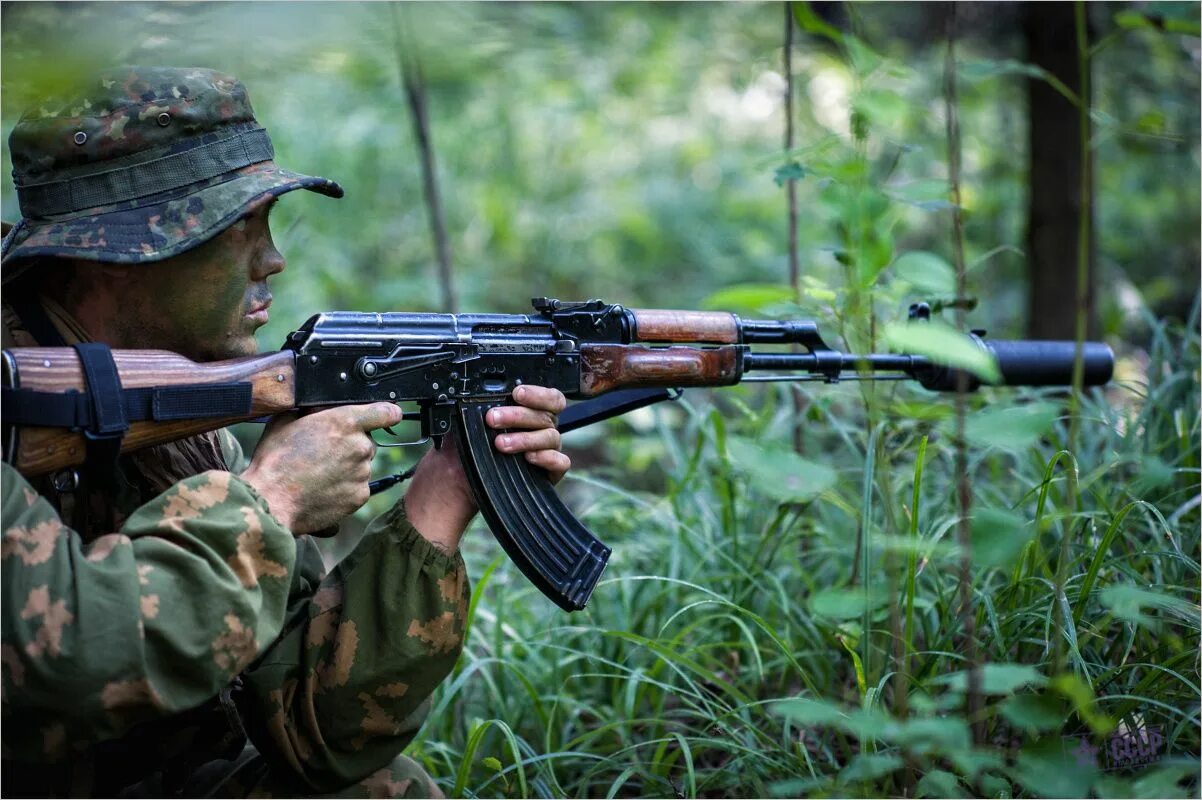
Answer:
[371,426,429,448]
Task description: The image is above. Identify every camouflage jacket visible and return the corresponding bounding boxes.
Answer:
[1,301,470,795]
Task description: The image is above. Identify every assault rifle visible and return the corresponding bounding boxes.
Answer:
[1,298,1113,611]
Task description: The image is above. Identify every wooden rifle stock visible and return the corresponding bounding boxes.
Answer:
[5,349,296,477]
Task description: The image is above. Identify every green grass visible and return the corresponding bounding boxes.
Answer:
[409,307,1200,798]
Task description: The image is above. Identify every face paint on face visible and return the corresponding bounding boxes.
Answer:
[119,199,286,361]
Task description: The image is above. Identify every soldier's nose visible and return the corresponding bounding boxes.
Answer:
[255,247,286,280]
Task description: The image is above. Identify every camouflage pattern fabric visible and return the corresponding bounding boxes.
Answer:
[1,464,298,763]
[2,301,470,796]
[181,743,445,798]
[1,461,469,797]
[2,66,342,275]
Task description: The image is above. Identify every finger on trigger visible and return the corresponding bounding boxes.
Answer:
[355,402,403,431]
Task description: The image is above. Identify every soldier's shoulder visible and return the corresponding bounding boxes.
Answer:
[2,461,49,519]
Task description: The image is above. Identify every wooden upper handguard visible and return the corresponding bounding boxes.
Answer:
[579,345,742,397]
[630,309,740,344]
[4,348,297,477]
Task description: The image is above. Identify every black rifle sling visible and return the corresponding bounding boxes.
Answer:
[1,383,254,429]
[71,343,130,471]
[454,400,611,612]
[557,388,680,434]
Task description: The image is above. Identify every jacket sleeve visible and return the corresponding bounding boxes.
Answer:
[235,499,470,792]
[0,463,296,764]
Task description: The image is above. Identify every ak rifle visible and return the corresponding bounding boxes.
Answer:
[2,298,1114,610]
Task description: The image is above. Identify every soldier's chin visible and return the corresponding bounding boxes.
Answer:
[217,332,260,360]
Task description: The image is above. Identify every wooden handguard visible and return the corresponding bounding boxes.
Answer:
[579,344,741,397]
[4,348,297,476]
[630,309,740,344]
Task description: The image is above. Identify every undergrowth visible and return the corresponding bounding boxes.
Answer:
[399,7,1201,797]
[411,307,1200,798]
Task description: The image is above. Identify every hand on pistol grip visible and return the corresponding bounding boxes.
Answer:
[454,396,608,612]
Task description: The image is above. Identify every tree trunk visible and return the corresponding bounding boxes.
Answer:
[1024,2,1095,340]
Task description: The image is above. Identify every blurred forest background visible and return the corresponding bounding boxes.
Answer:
[2,2,1199,798]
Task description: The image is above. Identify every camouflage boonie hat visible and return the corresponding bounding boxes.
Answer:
[1,66,343,281]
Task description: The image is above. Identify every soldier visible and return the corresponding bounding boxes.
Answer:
[1,67,570,797]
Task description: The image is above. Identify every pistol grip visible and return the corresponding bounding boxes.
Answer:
[454,401,611,612]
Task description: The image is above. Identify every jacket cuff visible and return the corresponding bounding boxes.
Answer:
[230,472,290,532]
[380,498,464,573]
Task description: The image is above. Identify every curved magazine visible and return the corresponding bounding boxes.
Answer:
[454,401,611,611]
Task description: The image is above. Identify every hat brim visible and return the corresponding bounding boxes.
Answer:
[1,161,343,280]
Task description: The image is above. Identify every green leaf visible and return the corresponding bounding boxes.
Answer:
[890,399,953,423]
[970,508,1032,569]
[768,776,832,797]
[890,180,955,211]
[800,274,838,303]
[892,251,956,294]
[842,707,896,741]
[809,587,887,620]
[1010,738,1099,799]
[950,749,1006,781]
[857,231,895,289]
[772,698,900,743]
[852,88,907,128]
[701,284,795,315]
[771,696,846,726]
[958,57,1048,84]
[916,770,966,798]
[999,694,1067,732]
[791,1,844,43]
[773,161,806,186]
[1048,674,1115,736]
[838,634,868,697]
[964,403,1060,450]
[958,58,1081,105]
[1133,456,1175,493]
[934,663,1047,695]
[839,753,904,784]
[977,773,1013,798]
[482,756,503,772]
[1098,584,1201,627]
[845,36,883,77]
[726,436,837,503]
[892,716,972,754]
[1164,18,1202,34]
[1115,10,1155,29]
[1135,111,1167,135]
[870,535,957,560]
[884,320,1002,384]
[1117,759,1201,799]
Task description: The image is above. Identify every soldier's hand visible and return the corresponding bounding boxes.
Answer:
[485,384,571,484]
[403,385,570,554]
[242,403,401,534]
